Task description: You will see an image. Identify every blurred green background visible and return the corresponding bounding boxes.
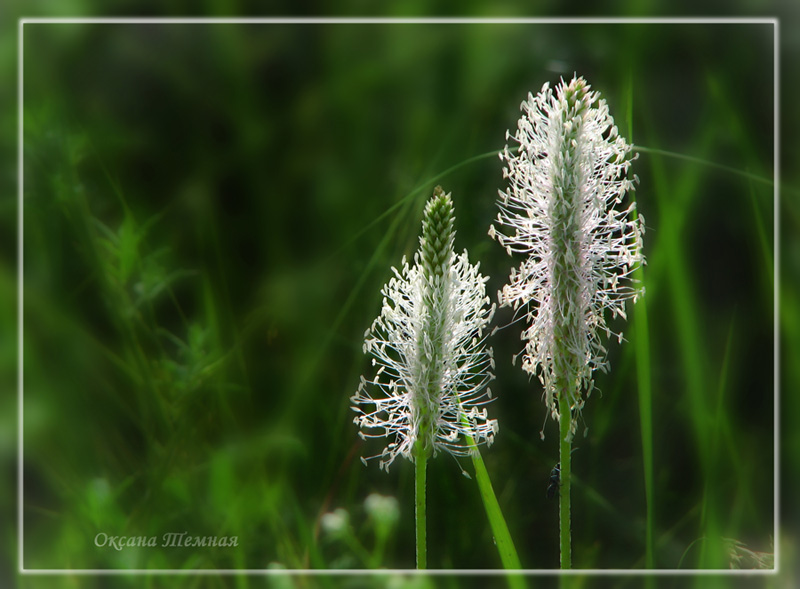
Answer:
[1,7,798,589]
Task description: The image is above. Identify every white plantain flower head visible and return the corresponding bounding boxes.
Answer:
[489,76,645,440]
[352,186,498,471]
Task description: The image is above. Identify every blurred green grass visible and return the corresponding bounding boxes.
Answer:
[1,13,794,589]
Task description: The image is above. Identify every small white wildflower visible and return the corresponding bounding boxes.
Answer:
[352,187,498,471]
[364,493,400,527]
[490,76,645,439]
[320,508,350,537]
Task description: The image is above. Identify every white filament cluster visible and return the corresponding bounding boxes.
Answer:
[351,249,498,471]
[489,77,645,436]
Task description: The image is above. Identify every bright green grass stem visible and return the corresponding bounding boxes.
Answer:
[633,261,655,568]
[462,415,524,589]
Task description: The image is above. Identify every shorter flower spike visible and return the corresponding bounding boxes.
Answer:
[352,186,498,471]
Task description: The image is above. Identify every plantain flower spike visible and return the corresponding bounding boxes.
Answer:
[489,76,645,440]
[352,186,498,470]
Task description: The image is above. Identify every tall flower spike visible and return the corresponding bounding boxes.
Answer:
[352,186,498,471]
[489,76,645,440]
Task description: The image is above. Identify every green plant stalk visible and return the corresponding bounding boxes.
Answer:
[414,439,428,570]
[558,391,572,569]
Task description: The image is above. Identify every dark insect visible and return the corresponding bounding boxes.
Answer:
[546,462,561,499]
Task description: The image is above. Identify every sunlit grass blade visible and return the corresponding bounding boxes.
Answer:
[633,260,654,568]
[747,181,774,290]
[644,118,723,569]
[701,317,736,535]
[464,434,524,586]
[626,74,655,570]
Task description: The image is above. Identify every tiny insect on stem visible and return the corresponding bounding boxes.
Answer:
[546,462,561,499]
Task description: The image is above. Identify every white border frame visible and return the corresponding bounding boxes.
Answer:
[17,16,780,577]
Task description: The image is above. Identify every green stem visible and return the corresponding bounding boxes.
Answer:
[414,441,428,570]
[558,392,572,569]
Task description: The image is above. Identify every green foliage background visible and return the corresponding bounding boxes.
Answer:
[1,6,798,589]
